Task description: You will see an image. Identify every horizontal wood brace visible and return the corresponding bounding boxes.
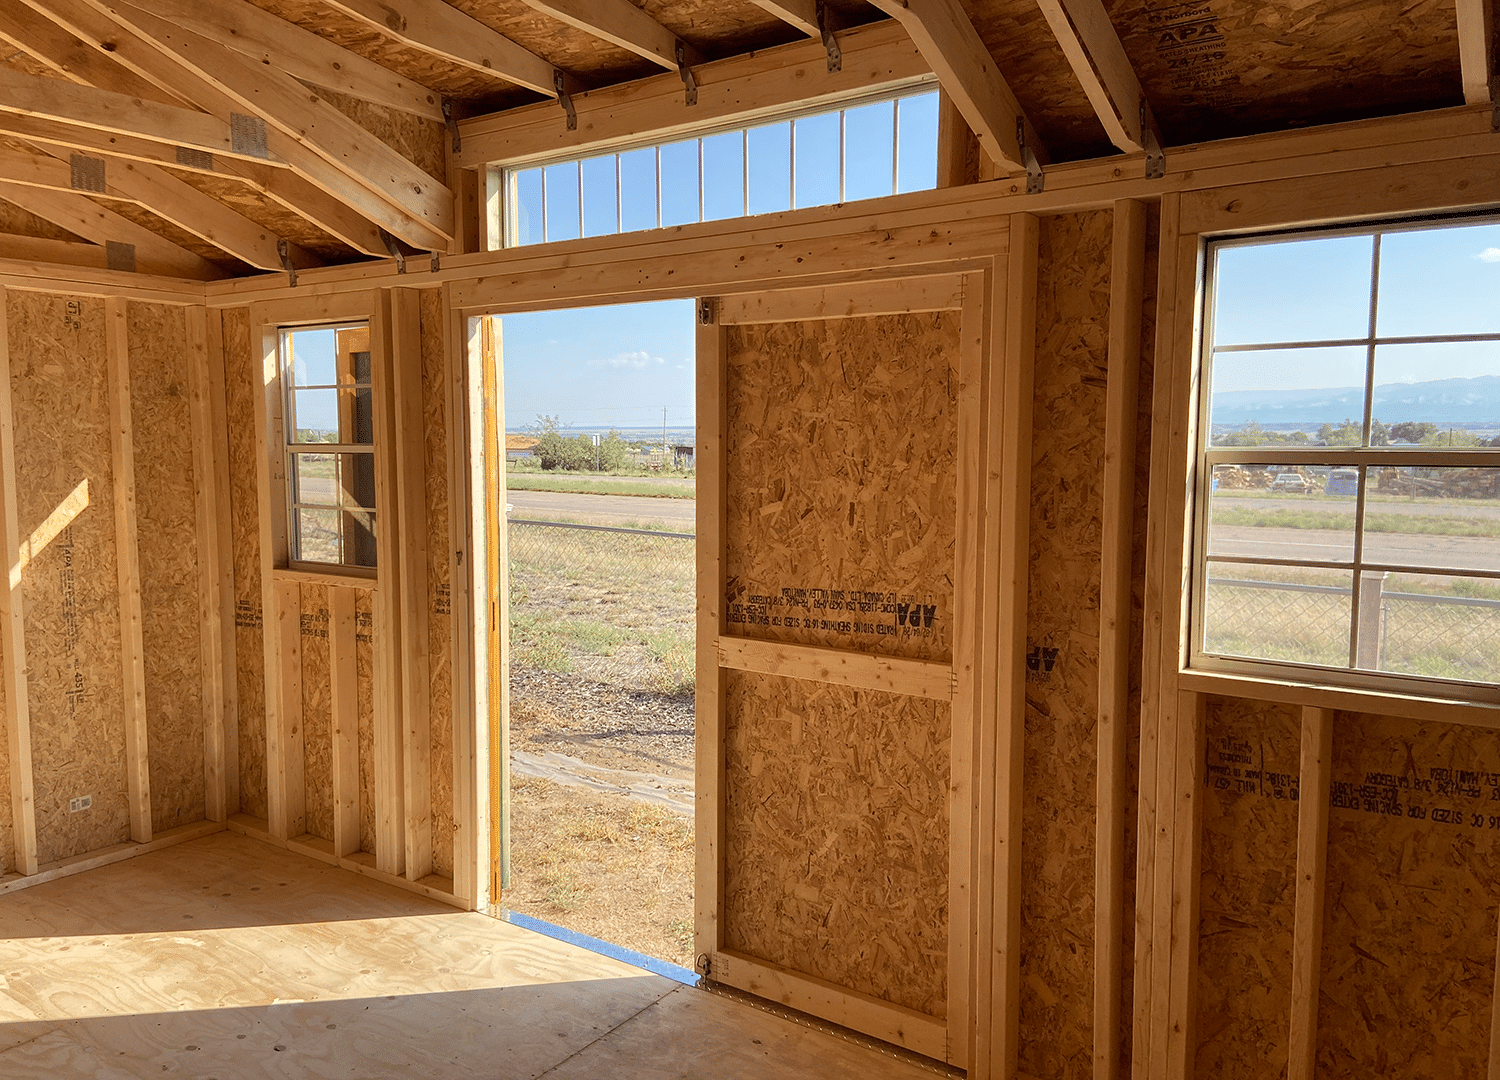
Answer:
[717,636,955,700]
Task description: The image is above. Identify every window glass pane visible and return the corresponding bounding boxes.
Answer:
[1202,561,1352,667]
[793,111,840,208]
[297,508,341,564]
[1208,345,1369,446]
[747,121,790,215]
[347,509,377,567]
[843,100,895,202]
[1361,467,1500,574]
[292,453,339,506]
[543,162,580,242]
[291,388,339,443]
[580,155,618,238]
[619,148,658,232]
[513,168,544,246]
[702,131,744,221]
[1212,235,1374,346]
[1206,463,1358,563]
[895,92,939,193]
[345,451,376,511]
[659,139,699,227]
[1376,222,1500,338]
[1372,341,1500,447]
[287,328,336,386]
[1373,572,1500,684]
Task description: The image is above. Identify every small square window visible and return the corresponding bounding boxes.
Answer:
[282,323,376,570]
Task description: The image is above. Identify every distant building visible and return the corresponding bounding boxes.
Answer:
[672,444,695,469]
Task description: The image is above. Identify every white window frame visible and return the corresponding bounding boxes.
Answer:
[1188,214,1500,705]
[281,320,379,576]
[493,80,941,250]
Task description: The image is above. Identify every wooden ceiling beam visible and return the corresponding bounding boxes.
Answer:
[0,180,221,278]
[0,5,188,107]
[0,66,283,165]
[0,147,319,270]
[1035,0,1160,154]
[867,0,1040,173]
[746,0,821,38]
[0,233,117,271]
[135,0,446,121]
[1456,0,1495,104]
[515,0,700,70]
[101,0,453,247]
[321,0,560,96]
[23,0,448,252]
[0,114,389,256]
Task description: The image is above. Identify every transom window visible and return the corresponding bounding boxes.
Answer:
[1193,216,1500,698]
[500,85,939,248]
[282,322,377,570]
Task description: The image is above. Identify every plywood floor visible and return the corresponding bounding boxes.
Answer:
[0,831,943,1079]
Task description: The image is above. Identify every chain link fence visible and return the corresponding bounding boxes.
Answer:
[507,518,695,595]
[1205,576,1500,683]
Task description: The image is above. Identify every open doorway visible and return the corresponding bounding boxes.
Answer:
[493,299,698,971]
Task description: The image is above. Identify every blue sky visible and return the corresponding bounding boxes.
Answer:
[1211,221,1500,395]
[498,299,696,432]
[499,90,939,431]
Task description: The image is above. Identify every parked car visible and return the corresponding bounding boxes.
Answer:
[1325,468,1359,496]
[1270,472,1311,494]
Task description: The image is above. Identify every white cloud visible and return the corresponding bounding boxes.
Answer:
[590,350,667,369]
[1476,248,1500,263]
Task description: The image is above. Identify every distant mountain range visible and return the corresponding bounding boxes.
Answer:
[1214,375,1500,426]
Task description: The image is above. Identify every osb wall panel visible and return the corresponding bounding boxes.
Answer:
[9,293,129,864]
[301,585,332,842]
[1316,712,1500,1079]
[356,588,375,855]
[128,301,207,833]
[721,670,950,1018]
[723,313,958,664]
[223,306,267,821]
[1017,210,1112,1080]
[421,288,454,879]
[1194,696,1300,1080]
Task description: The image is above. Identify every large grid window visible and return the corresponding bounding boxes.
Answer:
[282,323,377,569]
[502,86,939,247]
[1194,216,1500,697]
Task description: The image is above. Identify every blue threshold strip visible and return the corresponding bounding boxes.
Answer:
[500,909,700,987]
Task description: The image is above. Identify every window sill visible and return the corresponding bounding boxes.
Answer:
[275,565,377,590]
[1177,667,1500,729]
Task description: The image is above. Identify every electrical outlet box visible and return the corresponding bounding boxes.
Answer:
[68,795,92,813]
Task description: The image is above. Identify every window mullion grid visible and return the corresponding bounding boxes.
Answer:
[789,119,797,209]
[838,108,846,203]
[576,160,584,238]
[741,129,749,217]
[890,98,900,195]
[615,155,623,234]
[655,145,662,228]
[698,137,705,223]
[1348,234,1382,669]
[540,167,549,243]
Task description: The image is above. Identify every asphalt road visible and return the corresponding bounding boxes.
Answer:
[1211,525,1500,572]
[505,489,696,530]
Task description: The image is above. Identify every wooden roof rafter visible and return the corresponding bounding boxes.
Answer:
[136,0,447,121]
[0,178,220,278]
[867,0,1044,175]
[747,0,823,38]
[320,0,563,98]
[1455,0,1496,105]
[19,0,451,253]
[1034,0,1162,157]
[0,146,319,271]
[514,0,703,71]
